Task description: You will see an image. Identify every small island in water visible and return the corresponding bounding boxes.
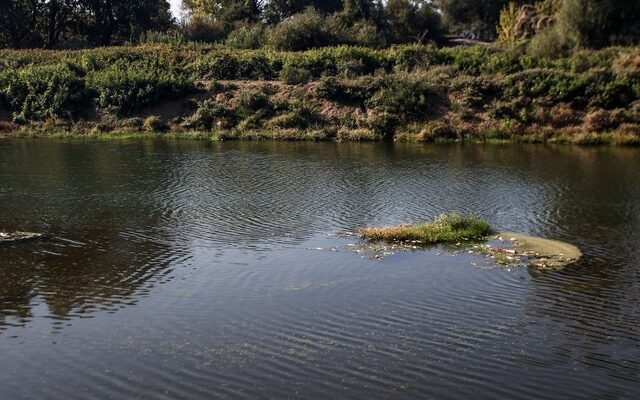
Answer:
[360,213,582,269]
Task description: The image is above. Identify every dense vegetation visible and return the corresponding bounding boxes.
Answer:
[3,1,639,51]
[0,43,639,144]
[0,0,639,144]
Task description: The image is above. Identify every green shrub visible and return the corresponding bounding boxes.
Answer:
[120,117,145,130]
[366,74,440,122]
[439,45,529,74]
[503,69,583,104]
[237,89,271,114]
[184,16,228,43]
[182,99,236,130]
[188,52,277,80]
[527,26,573,60]
[391,44,446,72]
[225,25,265,49]
[267,8,334,51]
[580,70,636,108]
[143,115,168,132]
[279,64,312,85]
[267,102,322,129]
[140,30,186,46]
[89,60,193,116]
[0,64,89,121]
[316,75,380,104]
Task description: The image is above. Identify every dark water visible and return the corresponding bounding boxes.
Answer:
[0,140,639,399]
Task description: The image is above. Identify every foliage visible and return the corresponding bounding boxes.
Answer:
[141,30,187,46]
[385,0,444,44]
[0,64,89,121]
[263,0,343,24]
[225,25,265,49]
[236,89,272,116]
[497,2,521,44]
[268,102,322,129]
[556,0,640,49]
[0,0,173,49]
[267,8,334,51]
[183,0,261,26]
[366,74,440,122]
[439,0,514,40]
[279,64,312,84]
[89,60,193,116]
[360,213,493,243]
[143,115,168,132]
[184,16,229,43]
[182,99,237,130]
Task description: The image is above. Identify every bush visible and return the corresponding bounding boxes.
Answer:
[237,89,271,114]
[581,70,636,108]
[267,102,322,129]
[391,45,446,72]
[527,26,573,59]
[503,69,582,104]
[0,64,89,121]
[585,109,622,131]
[188,52,277,80]
[548,103,582,128]
[316,75,380,104]
[225,25,265,49]
[143,115,168,132]
[0,121,18,132]
[182,99,236,130]
[120,117,144,130]
[184,17,228,43]
[366,74,440,122]
[140,30,186,46]
[89,60,193,116]
[267,8,334,51]
[279,64,312,85]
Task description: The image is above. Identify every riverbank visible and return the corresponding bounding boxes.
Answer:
[1,44,639,145]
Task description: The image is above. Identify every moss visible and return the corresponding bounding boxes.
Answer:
[360,213,493,244]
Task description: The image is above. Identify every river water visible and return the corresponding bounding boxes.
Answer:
[0,140,639,399]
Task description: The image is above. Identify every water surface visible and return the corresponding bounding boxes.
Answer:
[1,140,639,399]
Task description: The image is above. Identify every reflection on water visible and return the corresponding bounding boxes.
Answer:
[0,140,639,399]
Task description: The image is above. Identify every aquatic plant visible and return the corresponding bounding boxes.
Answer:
[360,213,493,244]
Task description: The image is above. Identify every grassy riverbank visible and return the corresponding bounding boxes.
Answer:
[1,44,639,145]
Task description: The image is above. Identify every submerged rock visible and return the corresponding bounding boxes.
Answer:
[490,231,582,269]
[353,226,581,269]
[0,231,44,243]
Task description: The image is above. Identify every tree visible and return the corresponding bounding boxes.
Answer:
[262,0,342,23]
[438,0,533,40]
[183,0,261,24]
[557,0,640,48]
[342,0,374,22]
[0,0,42,48]
[385,0,444,43]
[78,0,173,46]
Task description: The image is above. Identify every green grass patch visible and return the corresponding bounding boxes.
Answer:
[360,213,493,244]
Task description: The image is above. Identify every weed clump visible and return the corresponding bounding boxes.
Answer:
[360,213,493,244]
